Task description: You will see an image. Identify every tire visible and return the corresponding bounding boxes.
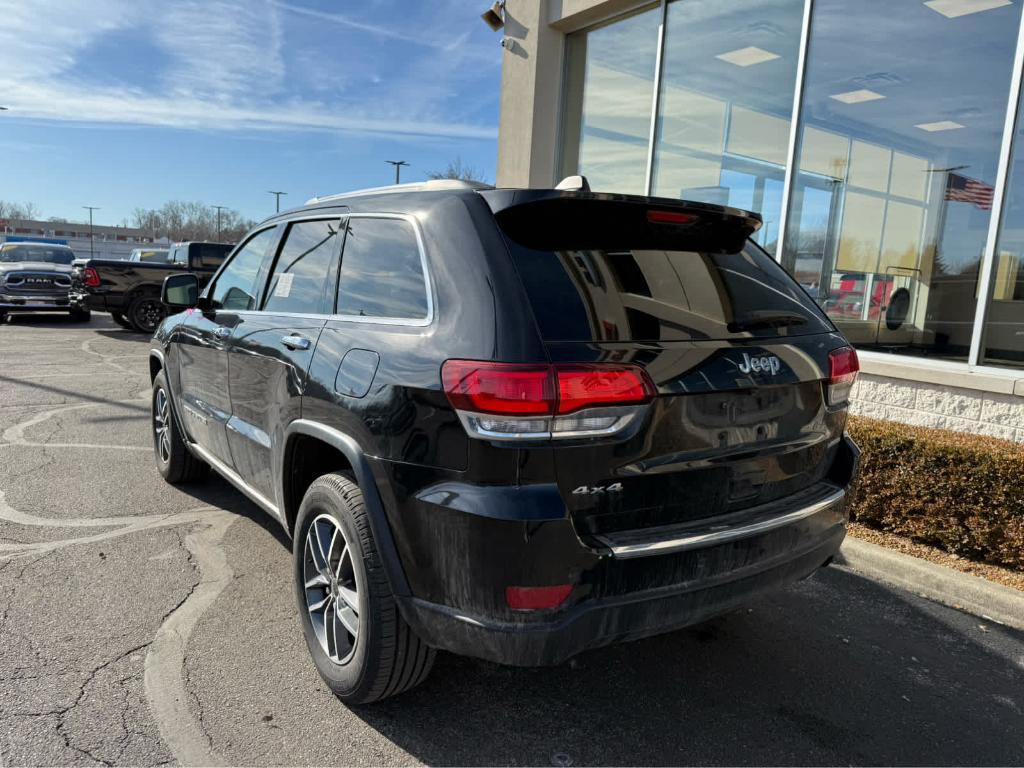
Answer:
[111,312,133,330]
[129,295,166,334]
[294,473,435,704]
[151,371,209,484]
[69,308,91,322]
[885,287,911,331]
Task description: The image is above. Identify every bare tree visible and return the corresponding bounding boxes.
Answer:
[0,200,40,222]
[425,157,488,184]
[130,201,254,242]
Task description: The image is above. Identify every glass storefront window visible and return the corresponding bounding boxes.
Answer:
[650,0,804,254]
[561,5,661,195]
[781,0,1021,361]
[984,86,1024,367]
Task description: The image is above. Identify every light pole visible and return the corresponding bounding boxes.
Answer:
[385,160,409,184]
[211,205,228,240]
[82,206,99,257]
[268,190,287,213]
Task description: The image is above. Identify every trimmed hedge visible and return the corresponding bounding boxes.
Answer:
[847,416,1024,571]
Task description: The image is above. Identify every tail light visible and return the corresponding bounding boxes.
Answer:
[83,267,100,288]
[441,360,655,441]
[826,346,859,406]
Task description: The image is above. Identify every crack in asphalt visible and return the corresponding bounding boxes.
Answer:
[144,515,236,767]
[79,339,146,378]
[0,489,231,562]
[0,358,238,766]
[3,524,208,766]
[0,397,151,453]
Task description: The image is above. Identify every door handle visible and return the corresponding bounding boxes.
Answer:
[281,334,311,351]
[213,326,231,339]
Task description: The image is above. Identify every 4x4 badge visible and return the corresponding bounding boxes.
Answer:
[572,483,623,496]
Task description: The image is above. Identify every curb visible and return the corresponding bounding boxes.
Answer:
[835,537,1024,632]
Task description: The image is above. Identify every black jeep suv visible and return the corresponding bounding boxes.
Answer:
[149,179,859,704]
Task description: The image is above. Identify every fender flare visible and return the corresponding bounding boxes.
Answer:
[282,420,410,597]
[148,348,191,443]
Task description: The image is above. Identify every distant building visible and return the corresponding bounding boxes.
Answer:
[0,218,167,260]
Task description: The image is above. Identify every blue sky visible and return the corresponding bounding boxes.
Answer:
[0,0,502,226]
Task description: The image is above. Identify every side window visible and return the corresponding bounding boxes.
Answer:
[209,229,277,311]
[263,219,342,314]
[336,217,429,319]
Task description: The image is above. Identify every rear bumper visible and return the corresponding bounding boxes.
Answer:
[398,508,845,666]
[382,433,858,666]
[70,291,118,312]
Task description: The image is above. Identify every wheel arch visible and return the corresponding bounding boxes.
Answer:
[149,349,164,383]
[281,420,410,597]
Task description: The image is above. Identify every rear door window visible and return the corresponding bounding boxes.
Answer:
[262,218,342,314]
[335,216,429,320]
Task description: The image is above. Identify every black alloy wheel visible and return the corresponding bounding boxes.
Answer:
[130,296,167,334]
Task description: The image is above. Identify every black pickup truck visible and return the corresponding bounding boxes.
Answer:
[72,241,232,333]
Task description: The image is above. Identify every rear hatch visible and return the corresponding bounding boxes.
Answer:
[481,190,849,538]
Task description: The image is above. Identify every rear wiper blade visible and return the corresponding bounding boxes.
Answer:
[727,313,807,333]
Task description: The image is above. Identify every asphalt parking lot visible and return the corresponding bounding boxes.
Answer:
[0,314,1022,767]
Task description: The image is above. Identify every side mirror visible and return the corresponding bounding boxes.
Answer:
[162,273,200,309]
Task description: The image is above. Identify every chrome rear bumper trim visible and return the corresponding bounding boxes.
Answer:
[597,486,846,559]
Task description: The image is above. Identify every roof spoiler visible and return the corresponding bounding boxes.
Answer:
[478,188,762,254]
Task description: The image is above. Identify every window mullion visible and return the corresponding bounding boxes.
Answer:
[968,11,1024,367]
[774,0,814,263]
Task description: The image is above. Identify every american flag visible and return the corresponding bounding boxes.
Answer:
[944,172,994,210]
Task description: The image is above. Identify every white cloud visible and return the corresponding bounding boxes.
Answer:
[154,0,285,101]
[0,0,497,141]
[1,79,496,139]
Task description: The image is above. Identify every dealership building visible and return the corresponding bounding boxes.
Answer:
[496,0,1024,440]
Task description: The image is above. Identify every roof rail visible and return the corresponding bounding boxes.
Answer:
[306,178,493,205]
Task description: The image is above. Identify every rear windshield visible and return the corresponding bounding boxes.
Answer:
[193,243,232,268]
[505,239,833,342]
[0,244,75,265]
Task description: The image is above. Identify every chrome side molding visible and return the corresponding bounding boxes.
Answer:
[189,442,282,521]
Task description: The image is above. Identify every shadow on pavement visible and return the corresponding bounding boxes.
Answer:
[0,375,150,412]
[345,567,1024,766]
[182,475,292,550]
[185,458,1024,766]
[1,313,91,326]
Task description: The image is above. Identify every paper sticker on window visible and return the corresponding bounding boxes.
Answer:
[274,272,294,298]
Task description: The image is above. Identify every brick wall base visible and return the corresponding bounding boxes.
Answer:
[850,374,1024,442]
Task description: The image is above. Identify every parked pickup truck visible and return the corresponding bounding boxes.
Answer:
[72,241,232,333]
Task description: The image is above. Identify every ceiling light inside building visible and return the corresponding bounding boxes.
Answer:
[830,89,886,104]
[915,120,966,131]
[715,46,780,67]
[924,0,1011,18]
